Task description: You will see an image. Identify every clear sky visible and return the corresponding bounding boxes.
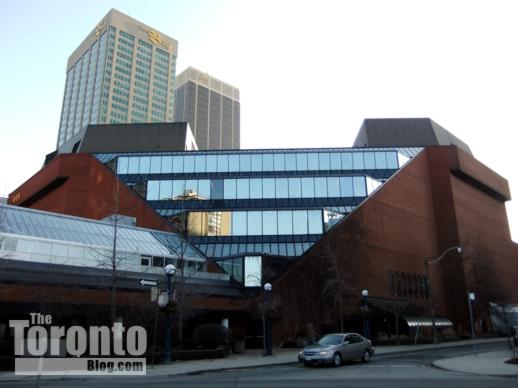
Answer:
[1,0,517,241]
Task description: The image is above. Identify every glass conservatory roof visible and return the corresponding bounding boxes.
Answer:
[0,205,203,260]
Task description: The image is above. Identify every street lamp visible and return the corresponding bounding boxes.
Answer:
[467,292,477,354]
[361,289,370,339]
[424,246,462,345]
[162,264,176,363]
[263,283,273,356]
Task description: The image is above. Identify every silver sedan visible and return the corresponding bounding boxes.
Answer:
[298,333,374,367]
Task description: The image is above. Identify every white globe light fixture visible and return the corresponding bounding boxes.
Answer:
[165,264,176,276]
[361,289,369,297]
[457,247,463,254]
[264,283,272,292]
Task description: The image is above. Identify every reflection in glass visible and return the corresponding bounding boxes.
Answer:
[353,176,366,196]
[341,152,353,169]
[206,155,218,172]
[352,152,364,169]
[159,180,172,200]
[198,180,210,199]
[278,211,293,234]
[232,212,247,236]
[251,154,262,171]
[263,154,274,171]
[173,155,183,173]
[211,179,224,200]
[301,177,315,198]
[117,157,128,174]
[276,178,289,198]
[228,154,240,172]
[147,181,159,200]
[150,156,161,173]
[217,154,228,172]
[263,178,275,199]
[139,156,150,173]
[308,210,323,234]
[263,211,277,235]
[296,153,307,171]
[293,210,308,234]
[244,256,261,287]
[274,153,284,171]
[162,156,173,173]
[340,177,353,197]
[330,153,341,170]
[285,153,296,170]
[364,152,375,169]
[224,179,237,199]
[195,155,206,172]
[239,154,251,172]
[288,178,302,198]
[308,153,319,170]
[250,178,262,199]
[172,180,186,198]
[375,152,387,169]
[237,179,249,199]
[327,177,340,197]
[184,155,195,173]
[318,153,330,170]
[247,211,262,235]
[314,177,327,197]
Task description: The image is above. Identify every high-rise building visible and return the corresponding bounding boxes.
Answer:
[174,67,240,150]
[56,9,178,147]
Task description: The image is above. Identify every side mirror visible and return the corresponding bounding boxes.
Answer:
[343,341,349,345]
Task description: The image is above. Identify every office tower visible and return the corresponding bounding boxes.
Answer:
[56,9,178,147]
[174,67,240,150]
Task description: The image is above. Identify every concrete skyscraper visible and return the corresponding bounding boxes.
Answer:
[174,67,240,150]
[56,9,178,147]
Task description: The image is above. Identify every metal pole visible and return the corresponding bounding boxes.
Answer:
[424,259,437,344]
[264,288,272,356]
[395,310,400,345]
[163,275,173,363]
[467,292,477,355]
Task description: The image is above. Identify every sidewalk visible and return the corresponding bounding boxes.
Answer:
[0,337,512,382]
[433,349,518,377]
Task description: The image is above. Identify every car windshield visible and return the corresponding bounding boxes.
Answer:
[317,334,344,346]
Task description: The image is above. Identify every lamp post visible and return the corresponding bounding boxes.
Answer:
[160,264,176,363]
[424,246,462,345]
[467,292,477,355]
[361,289,370,339]
[263,283,273,356]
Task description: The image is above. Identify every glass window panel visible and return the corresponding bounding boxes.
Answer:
[296,153,307,171]
[159,180,172,200]
[230,244,239,255]
[314,177,328,197]
[172,180,185,198]
[301,177,315,198]
[278,244,287,256]
[275,178,288,198]
[247,211,262,235]
[270,244,279,256]
[327,177,340,197]
[273,153,285,171]
[250,179,262,199]
[214,244,223,257]
[117,157,128,174]
[198,180,210,199]
[318,153,330,170]
[237,179,250,199]
[285,154,296,170]
[352,152,364,170]
[185,179,198,195]
[224,179,236,199]
[262,211,277,235]
[341,152,353,169]
[330,153,341,170]
[263,154,274,171]
[251,154,262,171]
[288,178,302,198]
[150,156,161,173]
[294,243,304,256]
[221,244,231,257]
[228,154,240,172]
[127,157,139,175]
[172,155,184,173]
[386,152,398,168]
[162,156,173,173]
[217,154,229,172]
[147,181,159,200]
[195,155,206,172]
[308,210,323,234]
[364,152,375,169]
[374,152,387,169]
[263,178,275,199]
[138,156,150,173]
[206,155,218,172]
[244,256,262,287]
[211,179,224,200]
[293,210,308,234]
[278,211,293,234]
[206,245,215,257]
[340,177,354,197]
[184,155,195,173]
[307,153,319,170]
[286,243,295,256]
[239,154,250,172]
[353,176,367,196]
[232,212,247,236]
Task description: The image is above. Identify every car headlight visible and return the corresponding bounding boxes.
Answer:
[318,351,331,356]
[298,351,303,356]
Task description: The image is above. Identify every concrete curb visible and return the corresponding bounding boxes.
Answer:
[430,361,518,378]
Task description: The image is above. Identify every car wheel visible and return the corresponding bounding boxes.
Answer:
[332,352,342,367]
[303,362,310,367]
[361,350,371,363]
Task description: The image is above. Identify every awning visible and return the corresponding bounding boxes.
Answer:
[404,317,453,328]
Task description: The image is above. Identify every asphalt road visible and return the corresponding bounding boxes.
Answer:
[3,342,515,388]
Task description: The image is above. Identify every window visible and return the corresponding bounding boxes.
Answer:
[341,152,353,170]
[276,178,288,198]
[375,152,387,169]
[288,178,302,198]
[273,153,285,171]
[278,211,293,234]
[237,179,249,199]
[195,155,206,172]
[247,211,262,235]
[184,155,195,173]
[150,156,161,173]
[327,177,340,197]
[172,155,183,173]
[340,177,354,197]
[147,181,159,200]
[263,178,275,199]
[206,155,218,172]
[364,152,375,169]
[318,153,330,170]
[263,154,274,171]
[232,212,247,236]
[285,154,296,170]
[353,176,366,196]
[293,211,308,234]
[128,157,139,173]
[308,153,319,170]
[239,154,251,172]
[251,154,262,171]
[296,153,307,170]
[250,179,262,199]
[228,155,240,172]
[263,211,277,235]
[330,153,341,170]
[352,153,364,169]
[301,177,314,198]
[224,179,237,199]
[117,157,128,174]
[386,152,398,169]
[218,155,229,172]
[308,210,323,234]
[159,180,172,200]
[314,177,327,197]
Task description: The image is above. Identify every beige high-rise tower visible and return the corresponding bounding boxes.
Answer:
[56,9,178,147]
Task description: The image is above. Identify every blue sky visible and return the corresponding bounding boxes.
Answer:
[1,0,517,240]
